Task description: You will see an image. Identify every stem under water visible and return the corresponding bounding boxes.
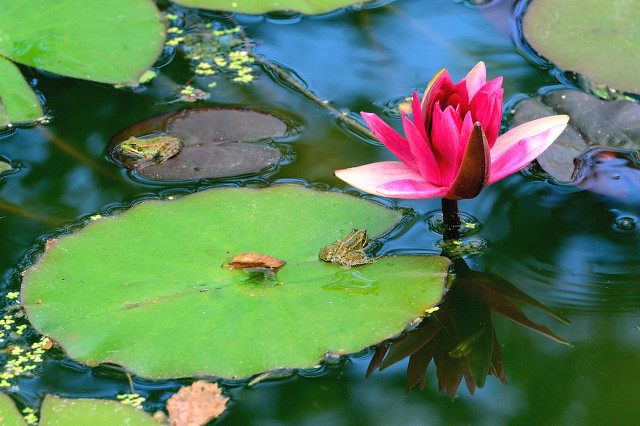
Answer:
[441,198,461,241]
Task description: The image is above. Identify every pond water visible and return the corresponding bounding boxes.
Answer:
[2,0,639,424]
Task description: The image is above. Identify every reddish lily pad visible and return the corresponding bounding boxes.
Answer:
[21,186,449,379]
[512,89,640,183]
[108,107,287,180]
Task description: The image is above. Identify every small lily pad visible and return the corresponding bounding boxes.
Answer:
[572,148,640,200]
[521,0,640,93]
[0,393,26,425]
[39,396,157,425]
[109,107,287,180]
[173,0,368,15]
[22,186,449,379]
[512,89,640,182]
[0,158,13,174]
[0,57,44,127]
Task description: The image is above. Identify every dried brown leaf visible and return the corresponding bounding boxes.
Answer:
[223,252,286,270]
[167,380,228,426]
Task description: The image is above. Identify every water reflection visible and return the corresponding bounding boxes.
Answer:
[481,175,640,313]
[367,257,569,399]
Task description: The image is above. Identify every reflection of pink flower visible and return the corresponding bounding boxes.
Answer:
[336,62,569,200]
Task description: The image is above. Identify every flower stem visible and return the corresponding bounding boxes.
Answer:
[441,198,461,241]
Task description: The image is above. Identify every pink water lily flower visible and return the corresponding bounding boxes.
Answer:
[336,62,569,200]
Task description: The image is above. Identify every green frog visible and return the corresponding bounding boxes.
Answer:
[319,229,374,267]
[116,135,183,169]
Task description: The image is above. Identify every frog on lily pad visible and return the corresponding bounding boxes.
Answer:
[115,135,183,170]
[319,229,376,267]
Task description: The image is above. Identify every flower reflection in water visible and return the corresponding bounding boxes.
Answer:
[367,258,570,400]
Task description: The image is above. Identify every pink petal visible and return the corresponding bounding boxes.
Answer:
[411,92,428,142]
[455,112,475,172]
[335,161,427,196]
[454,79,470,107]
[489,115,570,184]
[402,112,441,185]
[430,105,463,186]
[473,76,503,100]
[469,89,503,144]
[464,62,487,101]
[421,70,454,124]
[361,112,418,171]
[377,179,449,199]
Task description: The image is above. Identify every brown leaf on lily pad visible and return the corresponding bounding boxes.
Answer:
[108,107,288,181]
[224,252,286,270]
[513,89,640,187]
[167,380,228,426]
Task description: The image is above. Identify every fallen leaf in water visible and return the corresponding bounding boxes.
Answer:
[224,252,286,270]
[44,238,58,251]
[167,381,228,426]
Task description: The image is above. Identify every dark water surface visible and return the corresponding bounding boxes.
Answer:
[1,0,639,424]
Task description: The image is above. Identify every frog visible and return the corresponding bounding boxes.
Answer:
[116,135,183,169]
[319,229,374,267]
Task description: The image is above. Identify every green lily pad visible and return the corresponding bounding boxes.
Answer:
[0,0,165,85]
[522,0,640,93]
[0,0,165,128]
[173,0,367,15]
[22,186,449,379]
[0,393,26,425]
[39,396,157,425]
[0,158,13,174]
[0,56,44,127]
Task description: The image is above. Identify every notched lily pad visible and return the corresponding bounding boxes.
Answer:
[108,107,288,180]
[21,186,449,379]
[513,89,640,184]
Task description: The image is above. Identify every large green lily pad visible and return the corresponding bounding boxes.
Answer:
[173,0,367,14]
[0,0,165,128]
[522,0,640,93]
[22,186,449,379]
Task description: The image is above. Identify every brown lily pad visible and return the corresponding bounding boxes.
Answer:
[512,89,640,183]
[108,107,288,180]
